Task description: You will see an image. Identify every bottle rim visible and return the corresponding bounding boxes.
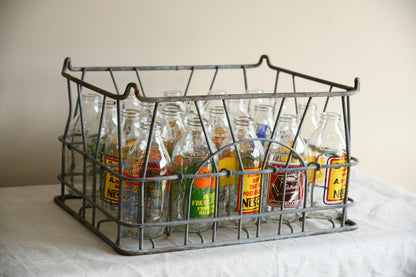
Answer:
[298,102,317,110]
[164,90,182,97]
[209,105,225,115]
[161,105,182,116]
[254,103,273,112]
[185,115,208,127]
[122,109,141,118]
[234,115,254,126]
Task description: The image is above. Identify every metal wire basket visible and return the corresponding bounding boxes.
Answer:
[56,55,360,255]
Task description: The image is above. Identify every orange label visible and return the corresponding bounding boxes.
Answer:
[193,167,215,190]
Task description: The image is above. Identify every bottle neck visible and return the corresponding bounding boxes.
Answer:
[254,104,273,117]
[278,114,298,131]
[234,116,255,135]
[320,112,342,131]
[161,106,182,120]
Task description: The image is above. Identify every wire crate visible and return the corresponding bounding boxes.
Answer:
[56,55,360,255]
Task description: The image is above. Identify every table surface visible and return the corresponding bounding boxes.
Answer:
[1,169,416,277]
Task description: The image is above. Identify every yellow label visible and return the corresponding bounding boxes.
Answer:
[315,157,325,183]
[308,156,325,184]
[237,166,261,214]
[218,157,236,188]
[103,156,120,203]
[325,157,348,204]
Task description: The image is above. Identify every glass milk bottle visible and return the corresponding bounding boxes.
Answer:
[203,89,227,114]
[307,112,347,220]
[207,106,231,148]
[218,116,264,228]
[160,105,186,157]
[246,88,265,117]
[122,121,171,239]
[297,102,319,144]
[101,109,140,215]
[66,93,101,196]
[171,116,218,233]
[266,114,308,223]
[253,104,274,143]
[163,90,186,114]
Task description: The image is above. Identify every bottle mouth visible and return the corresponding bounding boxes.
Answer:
[297,102,317,111]
[161,105,182,116]
[208,89,227,96]
[234,115,254,126]
[254,104,273,112]
[209,106,225,115]
[246,88,264,94]
[164,90,182,97]
[104,100,116,106]
[185,115,208,127]
[320,111,341,120]
[122,109,140,118]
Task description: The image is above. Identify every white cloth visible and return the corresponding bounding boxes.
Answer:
[1,169,416,277]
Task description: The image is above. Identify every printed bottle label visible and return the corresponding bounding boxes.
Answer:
[324,156,348,204]
[218,157,236,188]
[267,163,304,208]
[307,156,325,184]
[237,166,262,214]
[102,139,137,204]
[256,123,269,139]
[121,161,170,221]
[103,156,120,204]
[189,166,216,218]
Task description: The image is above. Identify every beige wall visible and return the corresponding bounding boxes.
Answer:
[1,0,415,192]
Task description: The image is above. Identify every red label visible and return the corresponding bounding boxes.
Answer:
[267,163,305,208]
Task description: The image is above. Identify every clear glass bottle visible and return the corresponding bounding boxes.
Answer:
[66,93,101,196]
[203,89,227,114]
[124,92,141,112]
[96,100,117,158]
[218,116,264,228]
[307,112,347,220]
[122,121,171,239]
[171,116,218,233]
[246,88,265,117]
[265,114,308,223]
[253,104,274,143]
[163,90,186,114]
[225,99,249,127]
[95,100,117,204]
[184,101,206,123]
[207,106,230,148]
[101,109,141,215]
[139,102,155,123]
[297,102,319,144]
[160,105,186,157]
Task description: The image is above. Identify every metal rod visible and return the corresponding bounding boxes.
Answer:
[183,67,195,96]
[209,67,219,91]
[116,99,123,246]
[135,68,146,97]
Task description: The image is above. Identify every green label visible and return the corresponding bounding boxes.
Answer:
[173,162,216,218]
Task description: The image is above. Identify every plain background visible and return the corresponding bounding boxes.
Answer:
[0,0,415,192]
